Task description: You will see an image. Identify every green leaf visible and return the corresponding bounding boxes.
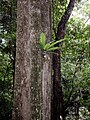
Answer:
[48,39,65,49]
[40,33,46,48]
[43,40,56,50]
[39,33,65,52]
[47,47,60,51]
[44,43,51,50]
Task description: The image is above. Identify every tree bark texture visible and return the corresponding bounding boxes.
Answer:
[52,0,76,120]
[13,0,52,120]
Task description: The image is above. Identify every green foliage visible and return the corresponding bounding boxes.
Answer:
[0,0,16,119]
[61,13,90,119]
[52,0,67,31]
[0,48,13,120]
[39,33,64,52]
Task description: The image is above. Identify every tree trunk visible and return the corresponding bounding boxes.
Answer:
[52,0,76,120]
[13,0,52,120]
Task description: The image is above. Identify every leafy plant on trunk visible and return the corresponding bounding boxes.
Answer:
[39,33,65,52]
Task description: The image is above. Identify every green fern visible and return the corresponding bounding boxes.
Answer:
[39,33,64,52]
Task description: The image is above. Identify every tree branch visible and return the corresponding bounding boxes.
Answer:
[56,0,76,39]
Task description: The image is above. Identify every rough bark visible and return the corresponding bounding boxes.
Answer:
[52,0,76,120]
[13,0,52,120]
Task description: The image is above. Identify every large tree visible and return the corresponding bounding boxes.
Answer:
[13,0,52,120]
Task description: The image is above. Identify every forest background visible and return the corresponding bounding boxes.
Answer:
[0,0,90,120]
